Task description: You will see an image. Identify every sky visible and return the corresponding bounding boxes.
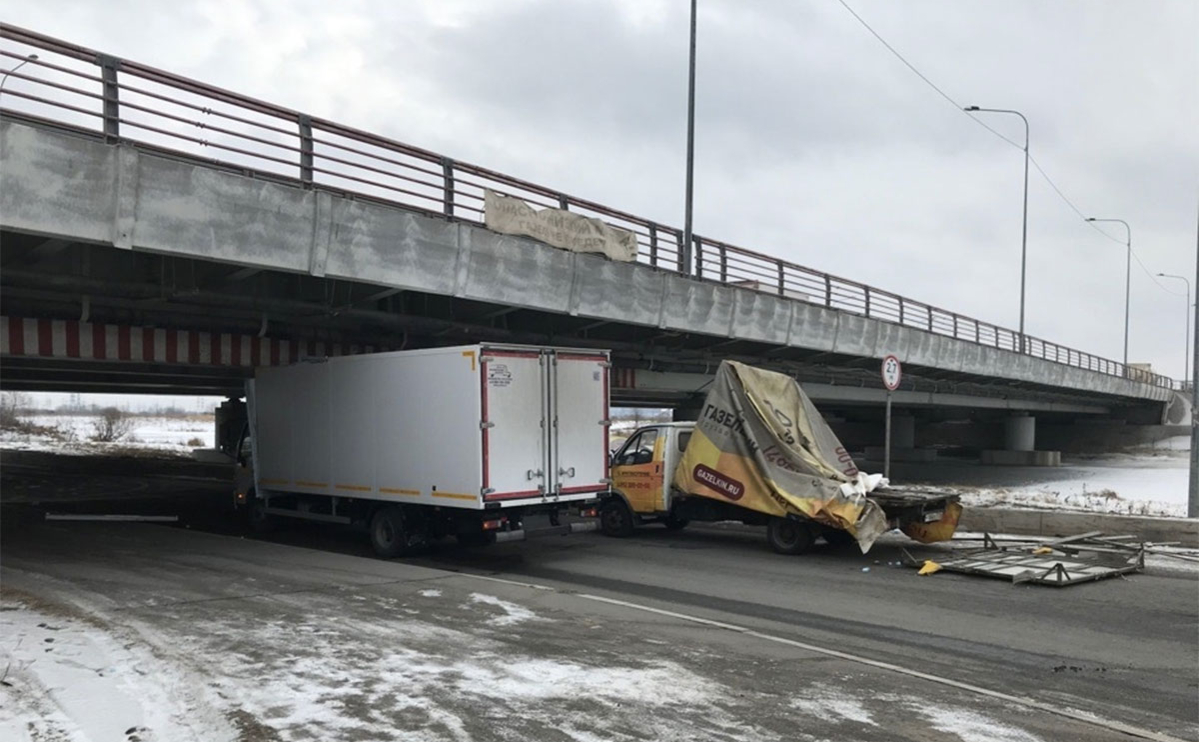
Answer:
[1,0,1197,381]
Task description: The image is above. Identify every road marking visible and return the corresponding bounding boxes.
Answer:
[573,594,1185,742]
[454,572,1183,742]
[458,573,556,591]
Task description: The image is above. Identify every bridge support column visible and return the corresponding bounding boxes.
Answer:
[892,415,915,449]
[864,414,936,464]
[982,414,1060,466]
[1004,414,1035,452]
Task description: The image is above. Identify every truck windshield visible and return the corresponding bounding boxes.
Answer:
[616,429,658,466]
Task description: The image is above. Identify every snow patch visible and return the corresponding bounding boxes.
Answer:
[919,706,1044,742]
[188,612,740,741]
[467,592,545,626]
[0,601,235,742]
[419,588,442,598]
[789,690,877,726]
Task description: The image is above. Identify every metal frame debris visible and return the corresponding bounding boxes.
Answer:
[904,532,1145,587]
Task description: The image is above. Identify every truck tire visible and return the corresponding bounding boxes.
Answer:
[245,496,275,534]
[767,517,815,555]
[822,527,856,548]
[663,515,690,531]
[369,506,409,558]
[600,498,635,537]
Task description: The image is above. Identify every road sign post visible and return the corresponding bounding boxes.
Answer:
[881,355,902,480]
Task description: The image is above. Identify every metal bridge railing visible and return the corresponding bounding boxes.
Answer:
[0,24,1178,391]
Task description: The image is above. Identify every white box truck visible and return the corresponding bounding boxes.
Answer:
[231,344,610,556]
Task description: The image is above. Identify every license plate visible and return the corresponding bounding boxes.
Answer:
[923,509,945,523]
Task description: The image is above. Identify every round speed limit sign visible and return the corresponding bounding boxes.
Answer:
[881,354,902,391]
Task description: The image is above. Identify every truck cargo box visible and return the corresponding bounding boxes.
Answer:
[250,344,610,509]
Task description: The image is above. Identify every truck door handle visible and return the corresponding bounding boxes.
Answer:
[526,469,543,480]
[558,467,576,478]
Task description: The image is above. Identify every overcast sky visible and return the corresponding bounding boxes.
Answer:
[2,0,1197,379]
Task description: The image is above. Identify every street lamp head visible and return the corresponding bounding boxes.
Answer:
[27,54,38,61]
[1085,217,1096,222]
[964,106,980,111]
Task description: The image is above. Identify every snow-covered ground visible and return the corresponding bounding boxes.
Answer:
[0,587,1075,742]
[894,445,1190,518]
[0,414,214,455]
[955,464,1187,518]
[0,600,235,742]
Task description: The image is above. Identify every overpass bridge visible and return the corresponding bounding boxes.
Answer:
[0,25,1183,456]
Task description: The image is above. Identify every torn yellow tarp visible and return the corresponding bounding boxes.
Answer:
[674,361,888,552]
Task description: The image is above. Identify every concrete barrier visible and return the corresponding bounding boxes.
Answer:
[959,507,1198,547]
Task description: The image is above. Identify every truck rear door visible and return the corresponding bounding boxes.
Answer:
[480,349,547,502]
[550,352,610,498]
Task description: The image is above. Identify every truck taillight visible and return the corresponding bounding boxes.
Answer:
[482,517,508,531]
[235,491,247,503]
[579,507,598,518]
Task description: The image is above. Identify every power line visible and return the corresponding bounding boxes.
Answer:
[836,0,1178,295]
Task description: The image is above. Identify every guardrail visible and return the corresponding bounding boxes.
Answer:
[0,24,1179,391]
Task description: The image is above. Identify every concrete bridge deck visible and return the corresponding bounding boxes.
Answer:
[0,116,1172,409]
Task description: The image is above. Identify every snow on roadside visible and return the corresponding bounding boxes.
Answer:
[0,414,214,455]
[467,592,545,626]
[178,605,760,742]
[906,460,1187,518]
[789,685,877,726]
[0,600,235,742]
[919,706,1043,742]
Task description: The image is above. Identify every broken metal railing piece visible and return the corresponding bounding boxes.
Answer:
[925,531,1145,587]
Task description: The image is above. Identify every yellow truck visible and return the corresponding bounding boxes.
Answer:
[601,361,961,554]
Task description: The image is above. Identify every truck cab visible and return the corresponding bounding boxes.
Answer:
[606,423,694,530]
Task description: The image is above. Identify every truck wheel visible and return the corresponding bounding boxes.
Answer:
[245,497,275,534]
[663,515,690,531]
[370,506,409,558]
[767,517,815,555]
[822,528,856,548]
[600,498,635,537]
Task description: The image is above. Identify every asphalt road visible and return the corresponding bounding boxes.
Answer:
[2,452,1196,741]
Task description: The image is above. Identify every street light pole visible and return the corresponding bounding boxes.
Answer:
[682,0,697,275]
[1087,218,1133,368]
[0,53,38,95]
[1190,193,1198,519]
[1157,273,1191,383]
[965,106,1030,352]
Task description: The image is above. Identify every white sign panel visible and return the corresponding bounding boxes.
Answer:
[882,354,902,391]
[484,189,638,262]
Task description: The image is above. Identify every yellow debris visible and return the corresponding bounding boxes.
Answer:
[917,560,942,576]
[1032,546,1054,555]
